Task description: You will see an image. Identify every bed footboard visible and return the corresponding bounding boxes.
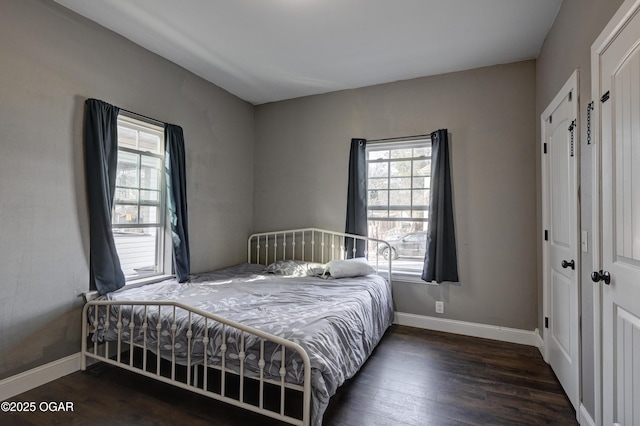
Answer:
[81,300,312,426]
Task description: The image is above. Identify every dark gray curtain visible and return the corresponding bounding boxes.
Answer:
[422,129,459,283]
[165,124,190,282]
[84,99,125,294]
[345,138,367,258]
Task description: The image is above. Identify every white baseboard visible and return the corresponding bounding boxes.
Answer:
[0,353,81,402]
[535,328,544,354]
[394,312,539,347]
[579,404,596,426]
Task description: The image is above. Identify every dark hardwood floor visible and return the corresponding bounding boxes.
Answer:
[3,325,577,425]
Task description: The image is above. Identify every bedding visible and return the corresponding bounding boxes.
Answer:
[89,262,394,426]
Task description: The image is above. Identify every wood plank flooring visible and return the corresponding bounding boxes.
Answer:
[2,325,577,425]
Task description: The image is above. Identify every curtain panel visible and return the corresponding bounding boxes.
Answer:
[165,124,190,282]
[84,99,125,294]
[422,129,459,283]
[345,138,368,258]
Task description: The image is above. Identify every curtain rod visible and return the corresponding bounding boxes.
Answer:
[119,107,166,127]
[367,133,433,143]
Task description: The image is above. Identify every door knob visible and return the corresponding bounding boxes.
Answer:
[591,270,611,285]
[561,259,575,270]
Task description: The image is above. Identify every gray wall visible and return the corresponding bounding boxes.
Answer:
[0,0,254,380]
[535,0,624,417]
[255,61,538,330]
[2,0,624,418]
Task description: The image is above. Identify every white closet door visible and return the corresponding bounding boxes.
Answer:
[594,1,640,423]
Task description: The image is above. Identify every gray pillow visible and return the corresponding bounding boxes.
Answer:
[264,260,325,277]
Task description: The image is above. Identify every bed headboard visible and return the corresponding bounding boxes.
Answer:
[248,228,392,278]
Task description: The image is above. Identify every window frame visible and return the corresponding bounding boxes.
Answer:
[113,114,172,284]
[366,137,432,283]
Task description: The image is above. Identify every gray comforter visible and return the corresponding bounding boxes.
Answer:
[90,264,394,425]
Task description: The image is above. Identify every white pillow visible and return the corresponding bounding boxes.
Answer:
[325,257,376,278]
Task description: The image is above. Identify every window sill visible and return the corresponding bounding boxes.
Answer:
[125,274,174,289]
[391,272,439,285]
[81,274,175,303]
[374,266,440,285]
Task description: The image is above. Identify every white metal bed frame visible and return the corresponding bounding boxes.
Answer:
[81,228,392,426]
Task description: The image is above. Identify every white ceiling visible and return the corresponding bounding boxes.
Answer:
[53,0,562,105]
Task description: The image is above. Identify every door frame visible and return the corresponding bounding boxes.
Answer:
[541,69,581,411]
[591,0,640,423]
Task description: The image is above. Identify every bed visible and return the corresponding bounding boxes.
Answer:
[81,228,394,426]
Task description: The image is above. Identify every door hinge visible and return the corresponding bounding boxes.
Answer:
[544,230,549,241]
[601,91,610,103]
[579,315,582,335]
[545,317,549,329]
[549,114,552,123]
[569,91,572,102]
[543,143,547,154]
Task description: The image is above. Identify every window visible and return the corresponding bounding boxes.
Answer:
[112,115,170,281]
[366,138,431,277]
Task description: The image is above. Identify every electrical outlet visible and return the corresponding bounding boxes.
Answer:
[435,301,444,314]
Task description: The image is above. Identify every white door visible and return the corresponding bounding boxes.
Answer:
[541,71,580,412]
[594,2,640,424]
